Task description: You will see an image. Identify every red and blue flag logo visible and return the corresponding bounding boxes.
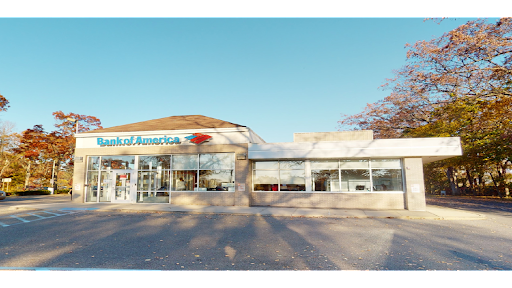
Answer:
[185,133,212,144]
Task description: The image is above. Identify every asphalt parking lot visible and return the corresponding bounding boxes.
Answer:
[0,195,511,271]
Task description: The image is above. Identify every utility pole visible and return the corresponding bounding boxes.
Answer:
[51,159,56,194]
[67,118,78,134]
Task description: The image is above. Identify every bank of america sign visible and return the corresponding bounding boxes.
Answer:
[96,133,213,146]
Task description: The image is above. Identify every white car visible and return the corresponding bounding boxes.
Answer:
[0,191,6,200]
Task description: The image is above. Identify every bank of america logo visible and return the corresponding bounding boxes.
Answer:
[185,133,212,144]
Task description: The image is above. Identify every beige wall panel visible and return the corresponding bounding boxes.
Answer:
[251,192,405,209]
[403,157,427,211]
[171,192,235,206]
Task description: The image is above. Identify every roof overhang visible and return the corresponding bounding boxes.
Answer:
[248,137,462,163]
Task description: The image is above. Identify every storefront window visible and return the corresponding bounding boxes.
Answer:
[139,155,171,170]
[172,155,198,170]
[101,156,135,169]
[312,169,340,191]
[372,169,402,191]
[370,159,402,191]
[311,161,340,191]
[253,161,278,170]
[172,170,198,191]
[86,171,99,202]
[200,153,234,170]
[340,169,371,192]
[199,170,234,191]
[99,171,112,202]
[252,161,305,191]
[87,154,236,203]
[86,156,104,203]
[137,155,170,203]
[280,170,305,191]
[279,161,304,170]
[253,170,279,191]
[254,159,403,193]
[136,170,170,203]
[340,159,369,169]
[88,157,100,170]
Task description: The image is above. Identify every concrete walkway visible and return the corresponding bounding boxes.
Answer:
[7,201,486,220]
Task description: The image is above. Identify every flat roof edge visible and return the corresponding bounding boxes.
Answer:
[248,137,463,160]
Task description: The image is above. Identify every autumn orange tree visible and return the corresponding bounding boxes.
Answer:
[50,111,103,190]
[53,111,102,136]
[0,93,9,112]
[12,125,48,190]
[10,112,102,191]
[339,18,512,196]
[52,111,102,163]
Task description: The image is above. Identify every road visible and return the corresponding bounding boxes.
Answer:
[0,195,511,271]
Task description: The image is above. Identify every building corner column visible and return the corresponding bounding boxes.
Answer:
[403,157,427,211]
[234,146,251,207]
[72,153,86,203]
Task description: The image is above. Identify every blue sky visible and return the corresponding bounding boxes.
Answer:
[0,16,491,142]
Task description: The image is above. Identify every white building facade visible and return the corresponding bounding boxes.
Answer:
[72,115,462,211]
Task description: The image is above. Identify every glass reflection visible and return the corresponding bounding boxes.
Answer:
[253,161,278,170]
[312,169,340,191]
[339,160,369,169]
[86,171,98,202]
[172,171,198,191]
[87,157,100,170]
[279,161,304,170]
[172,155,198,170]
[139,155,171,170]
[199,153,234,170]
[199,170,234,191]
[279,170,305,191]
[101,156,135,169]
[340,169,371,192]
[372,169,403,191]
[99,171,112,202]
[253,170,279,191]
[311,160,339,169]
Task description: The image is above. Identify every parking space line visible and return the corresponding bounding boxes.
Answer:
[27,213,48,219]
[33,211,60,218]
[43,211,65,216]
[0,266,164,271]
[10,215,31,223]
[27,212,57,221]
[1,210,80,228]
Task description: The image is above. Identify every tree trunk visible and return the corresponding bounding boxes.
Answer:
[24,161,31,190]
[478,175,484,195]
[488,172,501,198]
[495,164,508,198]
[466,169,477,196]
[0,158,10,179]
[53,160,60,191]
[446,167,459,195]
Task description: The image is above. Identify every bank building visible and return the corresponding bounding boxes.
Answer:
[72,115,462,211]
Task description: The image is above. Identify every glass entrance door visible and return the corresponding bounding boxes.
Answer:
[112,170,135,203]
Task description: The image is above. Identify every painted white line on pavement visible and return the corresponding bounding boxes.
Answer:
[1,210,79,228]
[0,266,164,271]
[43,211,65,216]
[27,212,47,219]
[10,215,30,223]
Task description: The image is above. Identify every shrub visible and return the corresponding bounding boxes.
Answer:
[6,190,51,196]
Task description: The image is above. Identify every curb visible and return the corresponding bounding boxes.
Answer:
[42,207,490,220]
[4,204,487,220]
